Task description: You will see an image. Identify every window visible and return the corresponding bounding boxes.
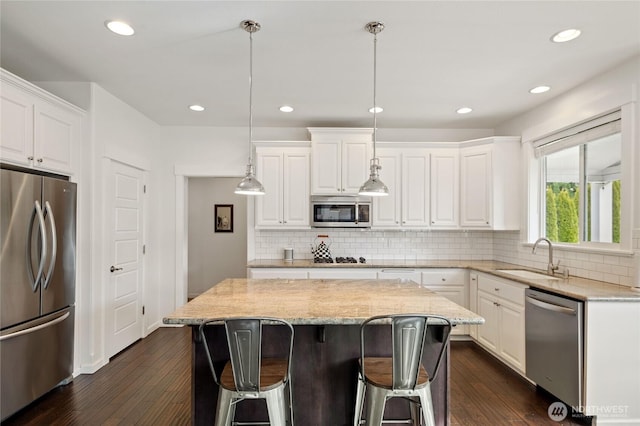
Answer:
[535,112,622,246]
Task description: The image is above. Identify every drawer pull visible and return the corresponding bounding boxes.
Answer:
[494,287,500,291]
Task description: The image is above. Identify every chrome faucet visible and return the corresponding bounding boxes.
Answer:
[532,237,560,275]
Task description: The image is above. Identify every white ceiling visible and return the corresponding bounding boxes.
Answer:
[1,1,639,129]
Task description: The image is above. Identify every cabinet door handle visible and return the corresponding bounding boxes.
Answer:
[110,265,123,273]
[441,278,446,282]
[28,156,34,161]
[494,287,500,292]
[37,158,43,163]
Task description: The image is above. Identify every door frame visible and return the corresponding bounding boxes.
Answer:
[101,151,149,359]
[173,165,247,309]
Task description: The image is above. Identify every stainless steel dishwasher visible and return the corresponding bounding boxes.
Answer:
[525,288,584,408]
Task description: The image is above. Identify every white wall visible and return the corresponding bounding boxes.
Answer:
[187,177,247,298]
[80,83,159,373]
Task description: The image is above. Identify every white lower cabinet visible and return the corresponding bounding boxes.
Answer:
[307,269,378,279]
[422,269,469,335]
[469,273,478,339]
[475,273,526,373]
[377,268,422,283]
[248,269,309,279]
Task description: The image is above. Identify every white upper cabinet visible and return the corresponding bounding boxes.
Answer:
[403,150,431,227]
[430,148,459,227]
[372,149,401,227]
[460,137,520,229]
[373,147,430,228]
[309,128,371,195]
[0,69,83,175]
[255,145,310,228]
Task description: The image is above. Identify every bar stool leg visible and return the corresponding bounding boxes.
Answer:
[417,385,435,426]
[215,388,235,426]
[265,389,287,426]
[365,384,387,426]
[409,396,422,426]
[353,376,365,426]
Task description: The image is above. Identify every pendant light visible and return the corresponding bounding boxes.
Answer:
[359,21,388,197]
[235,19,265,195]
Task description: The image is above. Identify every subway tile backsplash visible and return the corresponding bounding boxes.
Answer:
[254,228,640,288]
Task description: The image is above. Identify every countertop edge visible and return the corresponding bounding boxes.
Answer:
[247,260,640,302]
[163,317,485,326]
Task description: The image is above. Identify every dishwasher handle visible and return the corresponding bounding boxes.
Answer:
[526,295,577,315]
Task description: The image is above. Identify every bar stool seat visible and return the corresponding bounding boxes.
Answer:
[361,357,429,389]
[220,358,288,392]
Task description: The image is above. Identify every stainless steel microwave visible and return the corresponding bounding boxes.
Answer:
[311,196,371,228]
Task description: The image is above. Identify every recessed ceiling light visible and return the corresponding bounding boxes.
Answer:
[105,20,135,36]
[189,105,205,112]
[279,105,294,113]
[529,85,551,94]
[369,107,383,113]
[456,107,473,114]
[551,29,581,43]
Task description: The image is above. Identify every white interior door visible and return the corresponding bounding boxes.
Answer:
[106,161,145,358]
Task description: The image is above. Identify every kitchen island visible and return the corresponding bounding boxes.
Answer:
[163,278,484,426]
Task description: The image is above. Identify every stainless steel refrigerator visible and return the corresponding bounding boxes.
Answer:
[0,167,76,421]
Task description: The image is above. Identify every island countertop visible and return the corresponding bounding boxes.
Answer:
[163,278,484,326]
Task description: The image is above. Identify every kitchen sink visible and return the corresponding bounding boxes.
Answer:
[496,269,560,280]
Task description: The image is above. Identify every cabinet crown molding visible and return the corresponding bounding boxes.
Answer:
[1,68,85,115]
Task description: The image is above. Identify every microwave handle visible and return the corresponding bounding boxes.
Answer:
[355,202,360,224]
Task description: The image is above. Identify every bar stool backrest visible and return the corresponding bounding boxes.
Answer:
[392,316,427,389]
[225,318,262,392]
[360,314,452,391]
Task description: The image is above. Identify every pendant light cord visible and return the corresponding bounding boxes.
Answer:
[248,30,254,167]
[372,31,378,159]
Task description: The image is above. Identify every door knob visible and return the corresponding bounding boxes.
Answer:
[110,265,123,273]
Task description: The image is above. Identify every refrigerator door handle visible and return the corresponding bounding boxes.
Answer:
[26,200,48,291]
[0,311,70,342]
[43,201,57,289]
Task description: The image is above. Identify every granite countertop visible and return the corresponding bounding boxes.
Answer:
[163,278,484,326]
[247,259,640,302]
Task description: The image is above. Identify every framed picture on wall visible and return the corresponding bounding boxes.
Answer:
[214,204,233,233]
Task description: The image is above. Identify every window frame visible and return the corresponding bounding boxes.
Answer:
[526,106,634,253]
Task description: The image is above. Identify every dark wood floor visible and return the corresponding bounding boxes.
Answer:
[4,327,590,425]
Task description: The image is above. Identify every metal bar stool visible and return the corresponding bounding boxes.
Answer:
[353,314,452,426]
[199,317,295,426]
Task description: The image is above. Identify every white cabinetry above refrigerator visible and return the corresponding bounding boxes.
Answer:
[0,69,83,176]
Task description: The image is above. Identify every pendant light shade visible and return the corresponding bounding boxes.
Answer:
[235,19,265,196]
[359,21,388,197]
[235,164,265,195]
[359,158,389,196]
